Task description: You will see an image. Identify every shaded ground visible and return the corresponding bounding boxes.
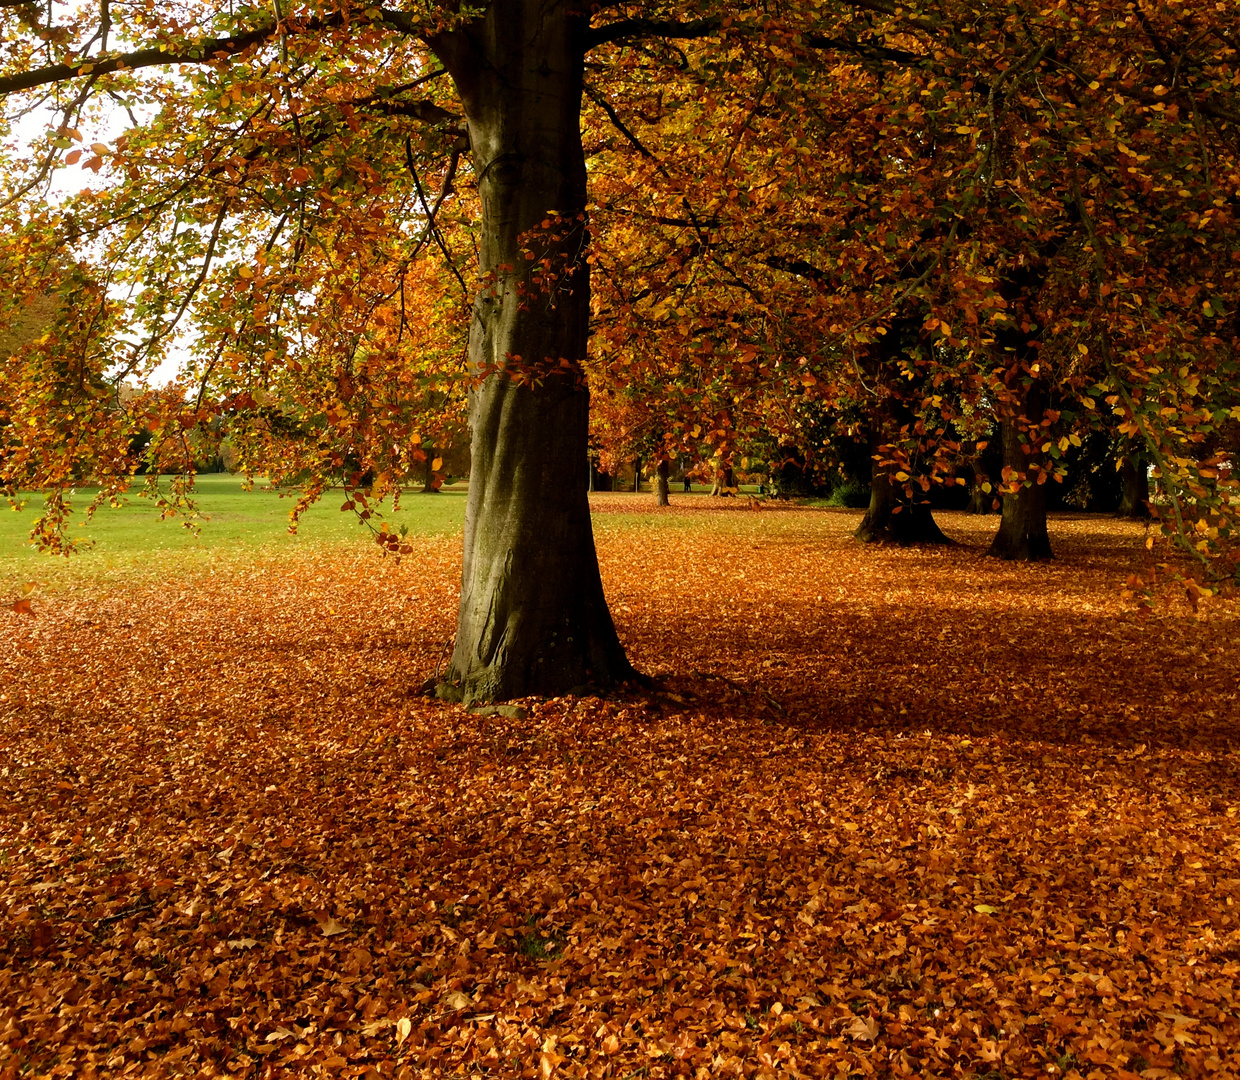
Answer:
[2,503,1238,1079]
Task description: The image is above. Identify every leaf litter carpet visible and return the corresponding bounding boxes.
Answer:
[2,501,1239,1080]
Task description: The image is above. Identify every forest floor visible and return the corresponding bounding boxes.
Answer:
[2,499,1239,1080]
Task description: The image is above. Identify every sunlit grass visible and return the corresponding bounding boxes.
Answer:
[1,474,467,580]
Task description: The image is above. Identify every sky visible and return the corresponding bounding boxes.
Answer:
[9,99,191,384]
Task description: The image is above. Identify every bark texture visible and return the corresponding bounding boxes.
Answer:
[431,3,633,702]
[709,467,735,496]
[420,447,438,494]
[987,272,1053,560]
[966,474,993,515]
[987,383,1053,560]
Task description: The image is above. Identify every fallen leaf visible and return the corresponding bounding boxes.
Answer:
[843,1016,880,1041]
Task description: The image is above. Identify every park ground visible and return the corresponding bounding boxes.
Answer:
[1,486,1239,1079]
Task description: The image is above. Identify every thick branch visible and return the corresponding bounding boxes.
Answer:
[0,24,276,94]
[586,16,721,51]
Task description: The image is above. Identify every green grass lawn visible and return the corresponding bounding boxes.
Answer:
[2,477,795,583]
[1,474,468,578]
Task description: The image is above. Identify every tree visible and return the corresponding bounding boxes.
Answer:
[0,0,714,700]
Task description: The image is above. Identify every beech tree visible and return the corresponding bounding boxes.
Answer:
[1,0,727,702]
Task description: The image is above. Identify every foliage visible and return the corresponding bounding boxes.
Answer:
[3,500,1239,1077]
[0,0,1237,587]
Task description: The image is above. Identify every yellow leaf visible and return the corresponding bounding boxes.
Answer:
[237,265,254,279]
[431,457,443,472]
[974,904,999,914]
[395,1017,412,1046]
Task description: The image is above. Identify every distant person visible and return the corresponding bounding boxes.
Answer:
[683,476,692,492]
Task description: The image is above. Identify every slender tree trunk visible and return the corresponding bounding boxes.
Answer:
[967,469,993,514]
[709,466,735,496]
[987,382,1053,560]
[430,5,633,702]
[654,459,670,506]
[632,456,641,492]
[1117,451,1151,518]
[420,447,437,494]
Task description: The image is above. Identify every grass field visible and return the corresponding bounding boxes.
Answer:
[1,475,470,578]
[0,478,776,580]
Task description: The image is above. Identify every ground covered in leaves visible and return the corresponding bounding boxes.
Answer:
[2,500,1239,1080]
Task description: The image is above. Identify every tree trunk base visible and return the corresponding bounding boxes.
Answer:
[854,503,953,545]
[986,529,1054,560]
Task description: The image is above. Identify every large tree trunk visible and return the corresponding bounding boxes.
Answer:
[654,459,670,506]
[987,382,1053,560]
[854,434,952,545]
[1117,450,1151,518]
[430,5,633,702]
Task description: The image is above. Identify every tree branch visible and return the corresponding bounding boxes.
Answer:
[0,7,430,96]
[586,16,721,51]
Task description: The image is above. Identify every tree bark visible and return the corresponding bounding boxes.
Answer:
[420,447,438,494]
[632,456,641,492]
[987,382,1053,560]
[654,459,670,506]
[430,4,633,702]
[1117,450,1151,518]
[854,433,952,545]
